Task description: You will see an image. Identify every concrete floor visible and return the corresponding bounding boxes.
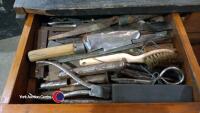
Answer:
[0,0,21,99]
[0,36,19,98]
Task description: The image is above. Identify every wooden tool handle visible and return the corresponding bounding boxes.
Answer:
[79,53,142,66]
[28,43,75,62]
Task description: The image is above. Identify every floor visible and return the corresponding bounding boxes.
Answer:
[0,0,21,98]
[0,36,20,98]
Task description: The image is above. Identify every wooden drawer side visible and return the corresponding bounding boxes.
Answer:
[0,14,37,104]
[171,13,200,101]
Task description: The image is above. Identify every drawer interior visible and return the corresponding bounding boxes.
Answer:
[1,13,200,105]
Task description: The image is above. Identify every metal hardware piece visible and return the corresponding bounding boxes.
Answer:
[73,42,86,54]
[40,80,68,89]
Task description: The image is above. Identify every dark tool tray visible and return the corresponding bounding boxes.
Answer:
[14,0,200,17]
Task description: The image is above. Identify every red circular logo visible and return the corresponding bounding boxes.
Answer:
[52,90,64,103]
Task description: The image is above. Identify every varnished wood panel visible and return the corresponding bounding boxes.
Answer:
[192,45,200,64]
[1,103,200,113]
[184,12,200,33]
[187,33,200,44]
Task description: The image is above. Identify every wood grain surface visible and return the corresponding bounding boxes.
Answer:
[0,103,200,113]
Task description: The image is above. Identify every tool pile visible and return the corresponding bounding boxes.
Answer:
[28,15,193,103]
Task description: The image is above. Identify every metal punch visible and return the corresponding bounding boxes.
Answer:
[36,61,110,99]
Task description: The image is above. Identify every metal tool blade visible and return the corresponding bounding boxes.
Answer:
[84,30,140,52]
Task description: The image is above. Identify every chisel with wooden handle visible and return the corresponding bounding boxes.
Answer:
[28,30,140,62]
[28,42,86,62]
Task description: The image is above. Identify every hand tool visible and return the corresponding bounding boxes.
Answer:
[48,22,77,28]
[112,84,193,102]
[63,90,91,98]
[60,84,111,92]
[28,30,140,62]
[58,61,126,78]
[63,86,111,99]
[58,31,169,62]
[79,49,177,68]
[118,15,155,26]
[48,15,154,40]
[40,80,68,90]
[84,30,140,52]
[37,61,110,99]
[48,17,94,27]
[60,85,89,92]
[119,68,151,79]
[70,74,109,85]
[111,78,152,84]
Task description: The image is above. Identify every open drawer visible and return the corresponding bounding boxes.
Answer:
[0,13,200,113]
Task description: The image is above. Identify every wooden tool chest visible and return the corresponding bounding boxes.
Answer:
[1,1,200,112]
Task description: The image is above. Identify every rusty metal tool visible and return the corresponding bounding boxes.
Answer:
[58,61,126,78]
[28,30,140,62]
[37,61,110,99]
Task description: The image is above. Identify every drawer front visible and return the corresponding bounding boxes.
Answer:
[1,13,200,113]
